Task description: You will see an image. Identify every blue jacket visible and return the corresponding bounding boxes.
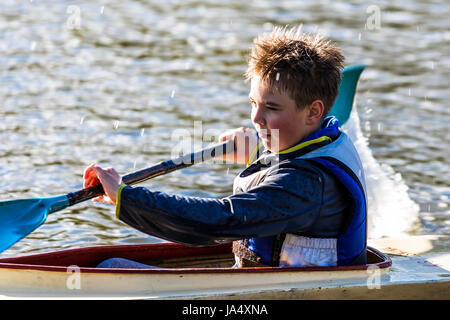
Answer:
[115,117,367,265]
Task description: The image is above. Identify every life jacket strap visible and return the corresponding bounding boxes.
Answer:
[232,240,268,267]
[232,234,287,267]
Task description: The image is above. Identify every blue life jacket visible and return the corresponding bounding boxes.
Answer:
[247,117,367,266]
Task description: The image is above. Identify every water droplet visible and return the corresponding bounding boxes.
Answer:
[358,32,362,41]
[114,120,120,129]
[80,116,85,125]
[276,72,280,81]
[171,90,175,98]
[30,41,37,51]
[377,123,383,132]
[140,128,145,136]
[100,6,105,14]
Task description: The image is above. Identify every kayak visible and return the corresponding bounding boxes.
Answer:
[0,235,448,299]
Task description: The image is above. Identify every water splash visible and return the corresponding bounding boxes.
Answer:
[342,107,420,239]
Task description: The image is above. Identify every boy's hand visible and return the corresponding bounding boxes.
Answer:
[83,164,123,205]
[218,127,258,164]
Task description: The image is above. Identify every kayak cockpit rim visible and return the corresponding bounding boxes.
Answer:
[0,242,391,274]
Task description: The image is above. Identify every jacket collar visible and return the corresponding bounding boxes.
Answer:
[277,116,341,160]
[248,116,341,166]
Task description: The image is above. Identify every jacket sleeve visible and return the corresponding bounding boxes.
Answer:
[115,162,328,246]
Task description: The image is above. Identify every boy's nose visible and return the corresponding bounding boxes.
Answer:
[252,105,266,126]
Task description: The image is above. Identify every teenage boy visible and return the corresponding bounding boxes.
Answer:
[84,26,367,268]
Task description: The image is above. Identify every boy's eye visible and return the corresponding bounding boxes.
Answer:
[249,99,279,111]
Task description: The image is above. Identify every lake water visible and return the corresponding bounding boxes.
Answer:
[0,0,448,256]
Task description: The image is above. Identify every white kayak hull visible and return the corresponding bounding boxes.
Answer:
[0,235,448,299]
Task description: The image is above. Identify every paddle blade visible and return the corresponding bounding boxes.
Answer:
[329,64,365,125]
[0,195,69,252]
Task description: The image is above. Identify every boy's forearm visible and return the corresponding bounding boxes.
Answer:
[114,163,328,246]
[115,185,243,245]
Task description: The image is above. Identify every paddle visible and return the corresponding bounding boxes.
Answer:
[329,64,365,124]
[0,64,365,253]
[0,140,235,252]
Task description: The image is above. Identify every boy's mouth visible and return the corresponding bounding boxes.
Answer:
[258,129,271,139]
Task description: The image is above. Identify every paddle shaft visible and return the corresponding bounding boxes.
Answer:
[66,140,235,206]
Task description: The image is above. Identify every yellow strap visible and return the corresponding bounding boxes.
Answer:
[278,136,332,155]
[246,142,264,167]
[115,184,128,219]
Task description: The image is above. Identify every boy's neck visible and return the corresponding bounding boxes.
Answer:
[297,122,322,143]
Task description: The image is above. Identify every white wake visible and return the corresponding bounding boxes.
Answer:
[342,108,420,239]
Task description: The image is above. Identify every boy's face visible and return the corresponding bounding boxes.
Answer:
[249,75,314,152]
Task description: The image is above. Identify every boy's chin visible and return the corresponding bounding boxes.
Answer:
[261,138,279,153]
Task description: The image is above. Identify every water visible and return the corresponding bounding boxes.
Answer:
[0,0,448,256]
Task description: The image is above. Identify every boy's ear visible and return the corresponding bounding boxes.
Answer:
[306,100,325,125]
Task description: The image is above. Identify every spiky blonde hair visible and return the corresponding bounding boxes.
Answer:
[245,26,345,115]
